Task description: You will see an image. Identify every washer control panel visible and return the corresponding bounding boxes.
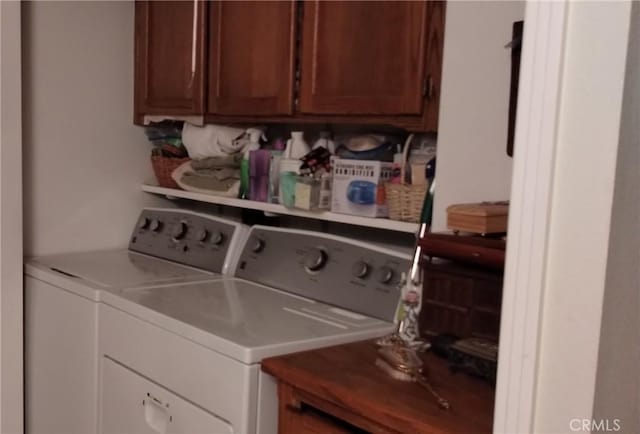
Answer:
[235,226,411,322]
[129,209,241,273]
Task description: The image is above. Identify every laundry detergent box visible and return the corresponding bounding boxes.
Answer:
[330,157,395,218]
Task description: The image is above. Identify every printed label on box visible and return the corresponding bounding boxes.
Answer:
[331,158,393,218]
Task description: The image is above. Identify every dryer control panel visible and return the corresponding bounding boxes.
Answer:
[129,209,244,274]
[235,226,412,322]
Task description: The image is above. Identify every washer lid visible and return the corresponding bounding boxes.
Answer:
[106,279,393,364]
[33,249,216,289]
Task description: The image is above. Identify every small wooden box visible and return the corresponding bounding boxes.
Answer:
[446,202,509,235]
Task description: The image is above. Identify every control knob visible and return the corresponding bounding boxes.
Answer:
[210,231,224,245]
[149,219,162,232]
[251,238,265,253]
[138,217,150,229]
[351,260,370,279]
[376,266,394,284]
[195,228,209,242]
[305,248,328,272]
[171,221,188,240]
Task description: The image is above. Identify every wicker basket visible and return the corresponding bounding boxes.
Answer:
[385,134,429,223]
[151,155,190,189]
[386,183,428,222]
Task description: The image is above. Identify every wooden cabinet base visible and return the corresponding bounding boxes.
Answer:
[279,384,370,434]
[263,340,495,434]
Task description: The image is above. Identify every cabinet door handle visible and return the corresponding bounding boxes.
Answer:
[189,0,199,88]
[424,74,435,100]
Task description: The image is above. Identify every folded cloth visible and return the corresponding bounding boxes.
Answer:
[171,155,242,197]
[190,154,242,170]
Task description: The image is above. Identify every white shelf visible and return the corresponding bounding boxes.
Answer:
[142,184,419,233]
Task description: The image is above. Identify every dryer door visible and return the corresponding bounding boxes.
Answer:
[100,358,233,434]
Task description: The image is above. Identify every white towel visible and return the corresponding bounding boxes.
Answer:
[182,123,246,159]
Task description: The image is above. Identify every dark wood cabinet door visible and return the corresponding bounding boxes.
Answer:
[207,1,296,116]
[134,0,206,117]
[423,1,446,131]
[299,1,428,115]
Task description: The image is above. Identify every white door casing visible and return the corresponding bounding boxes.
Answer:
[0,1,24,433]
[493,2,568,432]
[495,1,633,433]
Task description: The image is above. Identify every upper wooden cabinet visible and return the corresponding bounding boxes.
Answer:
[134,1,206,116]
[134,0,445,131]
[299,1,427,115]
[207,1,297,116]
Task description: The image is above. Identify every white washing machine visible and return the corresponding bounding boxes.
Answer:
[25,208,248,434]
[97,225,411,434]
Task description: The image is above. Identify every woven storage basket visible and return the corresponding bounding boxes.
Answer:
[385,134,429,223]
[151,155,190,189]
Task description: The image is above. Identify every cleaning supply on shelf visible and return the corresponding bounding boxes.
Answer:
[311,131,336,154]
[294,176,322,210]
[284,131,310,160]
[292,146,333,210]
[268,139,285,203]
[248,150,271,202]
[240,129,263,199]
[318,172,332,210]
[279,158,302,208]
[331,157,394,218]
[299,146,331,176]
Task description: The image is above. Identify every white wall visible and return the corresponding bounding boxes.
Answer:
[592,2,640,432]
[22,1,166,257]
[0,2,24,432]
[432,1,523,231]
[532,2,632,433]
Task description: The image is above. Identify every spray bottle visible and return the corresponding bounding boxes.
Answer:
[240,129,263,199]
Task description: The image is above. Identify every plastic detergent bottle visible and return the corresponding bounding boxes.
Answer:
[284,131,310,160]
[311,131,336,154]
[240,130,262,199]
[268,139,285,203]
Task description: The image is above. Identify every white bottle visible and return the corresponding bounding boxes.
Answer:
[311,131,336,154]
[284,131,310,159]
[244,129,263,158]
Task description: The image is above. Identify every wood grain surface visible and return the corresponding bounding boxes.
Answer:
[262,339,494,434]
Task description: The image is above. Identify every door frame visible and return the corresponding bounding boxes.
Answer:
[0,1,24,432]
[493,2,567,432]
[494,1,634,431]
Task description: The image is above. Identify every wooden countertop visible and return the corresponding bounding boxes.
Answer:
[262,339,495,433]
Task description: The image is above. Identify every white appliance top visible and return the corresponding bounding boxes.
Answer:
[25,208,248,301]
[100,225,412,364]
[28,249,214,288]
[101,279,394,364]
